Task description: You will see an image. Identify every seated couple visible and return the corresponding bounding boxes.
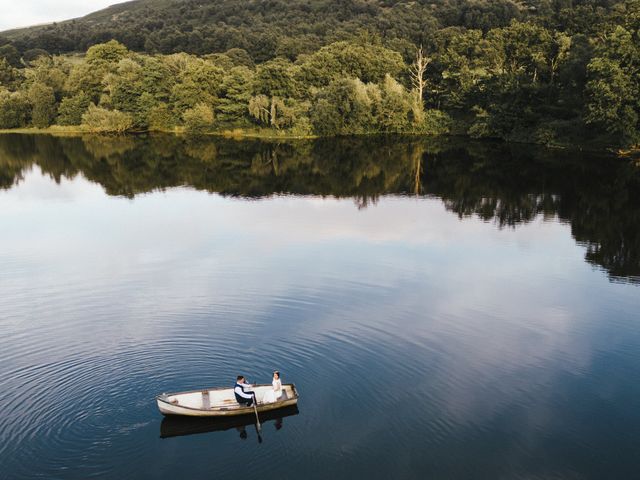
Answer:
[234,371,283,406]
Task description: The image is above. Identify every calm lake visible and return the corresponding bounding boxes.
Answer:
[0,134,639,479]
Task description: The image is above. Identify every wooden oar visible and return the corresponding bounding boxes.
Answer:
[252,393,262,442]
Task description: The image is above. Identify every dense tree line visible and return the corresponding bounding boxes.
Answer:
[0,0,639,146]
[0,39,451,137]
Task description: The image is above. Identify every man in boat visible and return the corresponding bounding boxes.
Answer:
[234,375,256,406]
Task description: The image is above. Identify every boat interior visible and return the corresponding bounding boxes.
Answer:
[163,384,296,410]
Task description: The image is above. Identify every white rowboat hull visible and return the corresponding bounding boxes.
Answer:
[156,383,299,417]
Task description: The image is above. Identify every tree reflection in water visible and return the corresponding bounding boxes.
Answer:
[1,133,638,283]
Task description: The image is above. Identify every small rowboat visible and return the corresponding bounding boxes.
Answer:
[156,383,299,417]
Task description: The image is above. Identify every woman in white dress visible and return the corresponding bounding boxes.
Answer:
[262,371,282,404]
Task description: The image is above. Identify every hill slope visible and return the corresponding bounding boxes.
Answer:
[0,0,586,61]
[0,0,637,148]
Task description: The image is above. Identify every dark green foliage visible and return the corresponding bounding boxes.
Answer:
[254,58,300,98]
[107,55,175,128]
[28,83,56,128]
[298,42,405,88]
[215,66,254,125]
[0,1,639,145]
[25,56,69,99]
[422,109,453,135]
[0,58,20,88]
[85,40,130,65]
[584,15,640,146]
[22,48,50,65]
[377,75,416,133]
[65,62,107,103]
[0,90,29,128]
[0,44,20,67]
[310,78,375,136]
[57,92,90,125]
[222,49,254,68]
[81,103,133,133]
[0,0,548,58]
[147,103,175,131]
[183,103,214,134]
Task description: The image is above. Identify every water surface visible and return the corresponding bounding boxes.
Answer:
[0,134,639,479]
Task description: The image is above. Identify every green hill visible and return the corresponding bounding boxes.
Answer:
[0,0,611,61]
[0,0,638,148]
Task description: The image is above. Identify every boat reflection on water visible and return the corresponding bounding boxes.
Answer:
[160,405,300,439]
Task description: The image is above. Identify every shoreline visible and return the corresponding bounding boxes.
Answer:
[0,126,318,140]
[0,127,636,157]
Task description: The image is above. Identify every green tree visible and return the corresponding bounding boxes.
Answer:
[429,28,487,110]
[556,34,593,108]
[377,75,415,133]
[0,44,20,67]
[422,109,453,135]
[57,92,91,125]
[248,95,271,125]
[25,56,70,100]
[0,89,30,128]
[310,78,376,136]
[299,41,405,88]
[585,57,638,144]
[148,103,175,131]
[28,83,57,128]
[0,58,19,89]
[248,95,303,130]
[65,62,107,103]
[254,58,300,98]
[183,102,214,135]
[105,55,175,128]
[81,103,133,134]
[216,66,254,124]
[484,21,554,83]
[223,48,254,68]
[85,40,130,65]
[22,49,50,65]
[165,55,223,130]
[584,22,640,146]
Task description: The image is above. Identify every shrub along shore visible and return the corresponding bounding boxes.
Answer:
[0,125,320,139]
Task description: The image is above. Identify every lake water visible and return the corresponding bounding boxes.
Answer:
[0,134,639,479]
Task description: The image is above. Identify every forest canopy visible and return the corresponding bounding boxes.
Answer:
[0,0,639,147]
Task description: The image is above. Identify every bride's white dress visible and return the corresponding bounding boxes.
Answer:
[262,379,282,403]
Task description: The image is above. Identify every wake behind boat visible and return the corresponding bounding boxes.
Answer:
[156,383,299,417]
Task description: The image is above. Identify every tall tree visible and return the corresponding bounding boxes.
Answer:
[28,83,57,128]
[410,46,430,107]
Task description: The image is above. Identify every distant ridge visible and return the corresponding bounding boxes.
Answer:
[1,1,140,37]
[1,0,558,60]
